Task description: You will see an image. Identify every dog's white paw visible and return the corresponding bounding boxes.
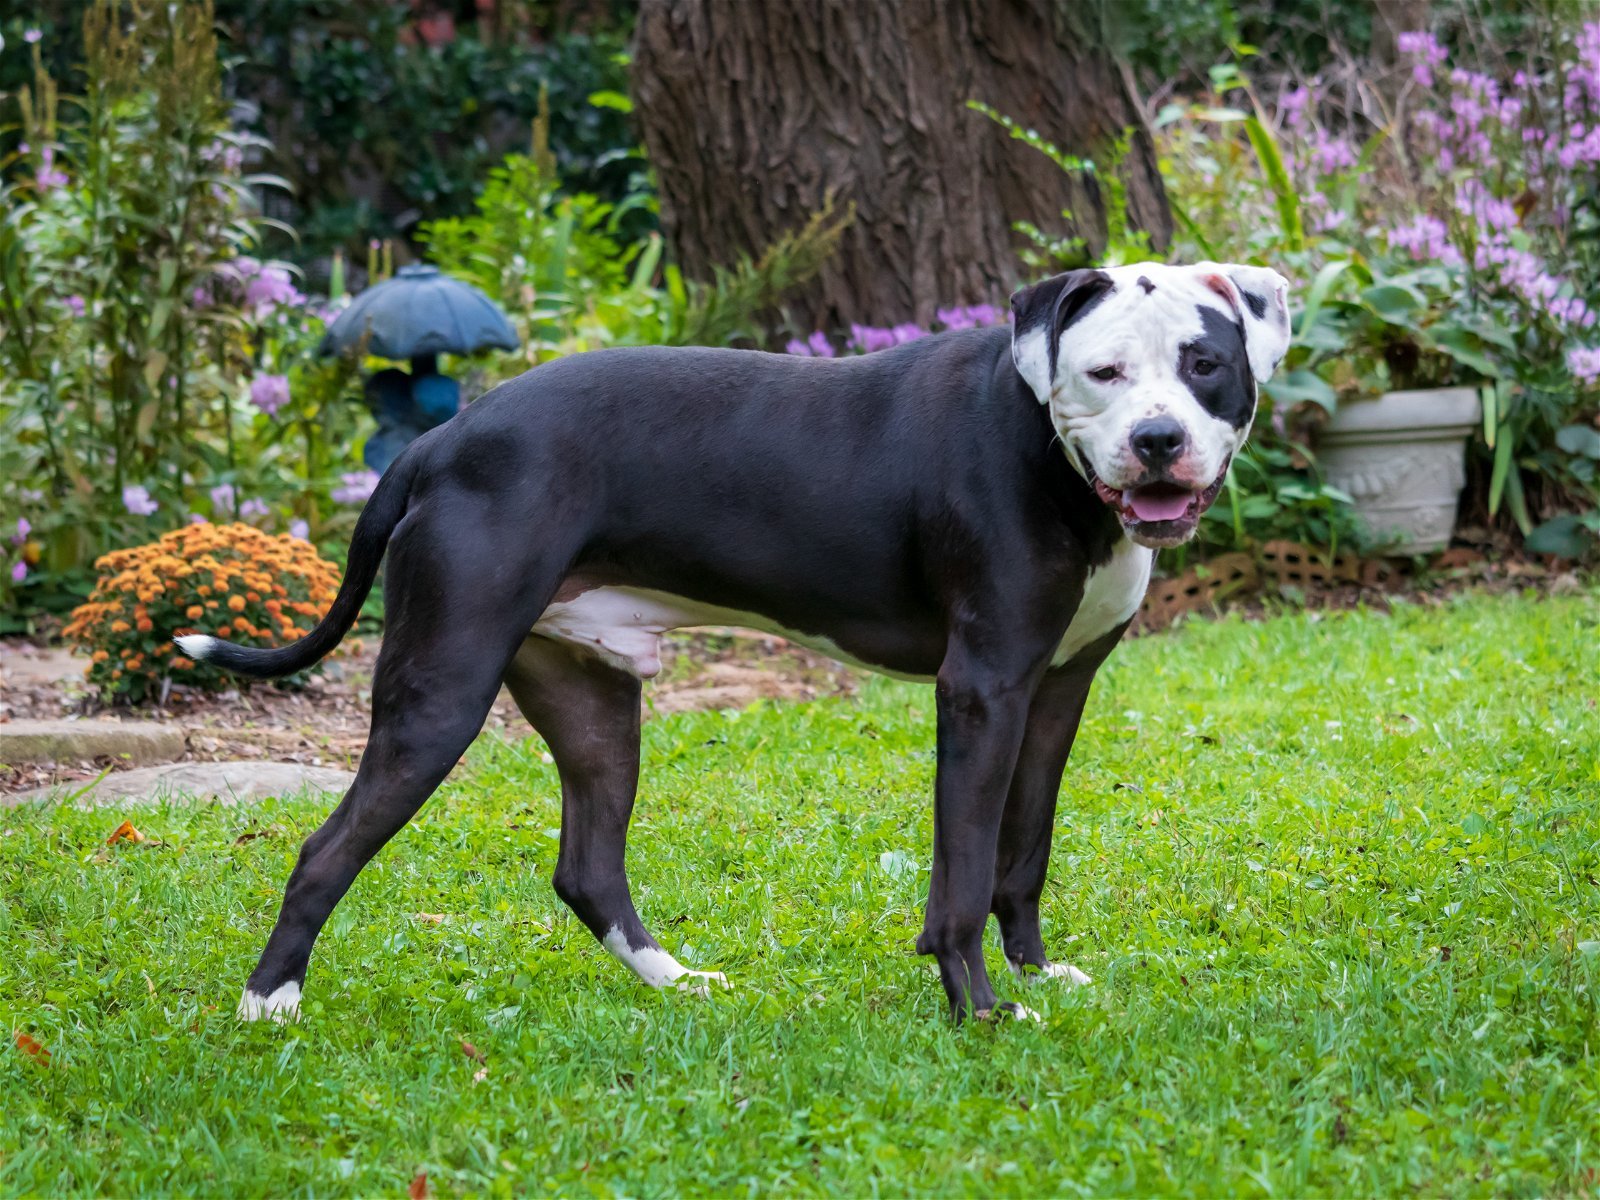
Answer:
[977,1002,1042,1023]
[237,981,302,1023]
[673,970,730,997]
[1008,959,1093,987]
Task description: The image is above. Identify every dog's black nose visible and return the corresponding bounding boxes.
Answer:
[1130,417,1187,468]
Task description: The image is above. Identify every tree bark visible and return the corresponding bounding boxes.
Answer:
[631,0,1171,332]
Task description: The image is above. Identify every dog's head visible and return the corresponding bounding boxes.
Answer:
[1010,261,1290,549]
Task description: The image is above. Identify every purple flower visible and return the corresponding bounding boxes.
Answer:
[63,294,85,317]
[239,497,269,519]
[289,518,310,541]
[784,338,811,356]
[210,483,236,515]
[849,324,898,354]
[10,561,25,584]
[1397,31,1448,88]
[333,470,379,505]
[122,485,159,516]
[1309,129,1357,175]
[23,28,42,44]
[1568,346,1600,384]
[189,513,208,524]
[806,331,835,357]
[891,323,929,345]
[244,265,303,314]
[35,145,67,192]
[1280,86,1312,132]
[249,373,290,417]
[1312,207,1351,234]
[12,517,29,544]
[1388,214,1463,267]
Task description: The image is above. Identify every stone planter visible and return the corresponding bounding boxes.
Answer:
[1316,386,1482,555]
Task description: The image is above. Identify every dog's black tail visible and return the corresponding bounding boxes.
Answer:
[175,451,417,679]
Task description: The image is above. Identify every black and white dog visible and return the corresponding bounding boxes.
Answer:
[183,261,1290,1023]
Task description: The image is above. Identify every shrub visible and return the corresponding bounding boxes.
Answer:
[62,523,340,704]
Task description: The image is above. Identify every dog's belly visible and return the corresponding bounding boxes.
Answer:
[530,587,935,682]
[534,541,1151,682]
[1052,538,1153,665]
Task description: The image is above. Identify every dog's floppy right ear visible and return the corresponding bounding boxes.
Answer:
[1009,269,1115,403]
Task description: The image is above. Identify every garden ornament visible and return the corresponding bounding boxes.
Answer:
[182,260,1291,1025]
[319,264,514,472]
[318,264,519,361]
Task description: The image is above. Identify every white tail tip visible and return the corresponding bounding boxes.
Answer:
[174,634,217,660]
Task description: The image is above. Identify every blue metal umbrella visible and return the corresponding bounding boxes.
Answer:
[319,264,520,360]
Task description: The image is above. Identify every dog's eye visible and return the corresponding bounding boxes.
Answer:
[1088,365,1121,382]
[1192,359,1218,377]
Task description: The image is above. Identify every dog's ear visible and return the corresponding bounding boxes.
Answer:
[1009,269,1115,403]
[1195,263,1292,382]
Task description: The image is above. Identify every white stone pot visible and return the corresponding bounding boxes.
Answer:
[1315,386,1482,555]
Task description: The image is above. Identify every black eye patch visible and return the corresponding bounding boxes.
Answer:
[1179,306,1255,430]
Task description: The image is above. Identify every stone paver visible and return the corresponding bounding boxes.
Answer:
[5,761,354,807]
[0,719,186,766]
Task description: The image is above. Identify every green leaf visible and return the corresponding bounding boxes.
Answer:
[1488,432,1513,515]
[1296,258,1360,341]
[1555,424,1600,459]
[1262,369,1337,411]
[587,90,634,114]
[1524,514,1594,558]
[1427,327,1499,379]
[1243,115,1302,251]
[1360,283,1424,324]
[1503,467,1533,535]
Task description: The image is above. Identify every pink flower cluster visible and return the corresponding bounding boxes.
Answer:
[1387,215,1463,268]
[249,373,290,416]
[333,471,380,505]
[195,257,304,318]
[1397,31,1448,87]
[1567,346,1600,384]
[786,303,1007,357]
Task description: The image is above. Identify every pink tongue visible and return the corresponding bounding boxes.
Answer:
[1126,490,1193,523]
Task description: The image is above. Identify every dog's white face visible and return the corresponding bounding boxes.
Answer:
[1010,261,1291,549]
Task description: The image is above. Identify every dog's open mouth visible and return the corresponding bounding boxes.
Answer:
[1086,459,1230,547]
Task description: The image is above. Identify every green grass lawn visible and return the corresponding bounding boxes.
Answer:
[4,588,1599,1196]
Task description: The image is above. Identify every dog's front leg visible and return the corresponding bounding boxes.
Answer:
[916,649,1038,1022]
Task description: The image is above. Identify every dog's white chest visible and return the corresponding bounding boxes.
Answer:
[1053,538,1152,665]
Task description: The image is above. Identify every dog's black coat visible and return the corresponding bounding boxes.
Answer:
[215,322,1149,1021]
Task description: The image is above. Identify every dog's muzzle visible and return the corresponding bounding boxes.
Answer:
[1084,457,1231,549]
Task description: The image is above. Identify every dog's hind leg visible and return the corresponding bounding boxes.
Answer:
[238,519,567,1022]
[504,636,727,993]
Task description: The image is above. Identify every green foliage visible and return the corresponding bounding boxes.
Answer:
[1151,15,1600,555]
[418,106,848,373]
[3,6,644,264]
[3,590,1599,1191]
[967,102,1153,271]
[1,2,372,619]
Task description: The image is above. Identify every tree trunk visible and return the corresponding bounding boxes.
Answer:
[631,0,1171,333]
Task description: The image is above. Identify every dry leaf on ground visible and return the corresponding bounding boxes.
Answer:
[15,1032,52,1064]
[106,819,146,845]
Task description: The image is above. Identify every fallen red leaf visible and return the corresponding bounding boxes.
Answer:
[106,819,146,846]
[460,1039,485,1063]
[408,1172,428,1200]
[15,1032,51,1064]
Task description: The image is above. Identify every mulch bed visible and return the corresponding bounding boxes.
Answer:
[0,632,859,796]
